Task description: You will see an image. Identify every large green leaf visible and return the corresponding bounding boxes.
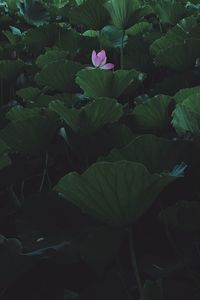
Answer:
[23,24,58,54]
[0,109,57,155]
[42,0,69,10]
[100,25,128,49]
[55,29,81,59]
[174,86,200,104]
[0,60,24,80]
[126,21,152,36]
[154,1,186,25]
[124,35,153,71]
[157,15,200,43]
[151,70,199,97]
[18,0,49,26]
[150,36,180,58]
[16,86,78,108]
[172,104,200,137]
[150,16,200,68]
[98,134,186,173]
[5,0,19,10]
[107,124,135,148]
[76,69,144,98]
[172,94,200,139]
[173,93,200,114]
[49,98,123,135]
[69,0,109,30]
[3,26,22,45]
[133,95,171,132]
[154,38,200,71]
[16,86,42,101]
[54,161,182,226]
[36,49,67,68]
[35,60,83,93]
[5,105,40,121]
[104,0,141,30]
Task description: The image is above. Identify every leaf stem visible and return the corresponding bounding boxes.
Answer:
[99,29,102,50]
[128,226,143,297]
[1,80,4,106]
[120,30,125,69]
[39,151,49,192]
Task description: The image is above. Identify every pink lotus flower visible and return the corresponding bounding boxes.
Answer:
[89,49,114,70]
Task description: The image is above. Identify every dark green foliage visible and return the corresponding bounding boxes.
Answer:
[0,1,200,299]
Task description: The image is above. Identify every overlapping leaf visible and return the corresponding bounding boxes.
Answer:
[150,16,200,71]
[35,60,83,93]
[49,98,123,135]
[18,0,49,26]
[23,24,58,54]
[76,69,145,98]
[98,134,186,173]
[172,93,200,139]
[100,25,128,49]
[133,95,172,132]
[36,49,67,68]
[0,60,24,80]
[69,0,109,30]
[105,0,141,30]
[153,0,186,25]
[54,160,183,226]
[55,29,81,58]
[0,107,57,155]
[174,86,200,104]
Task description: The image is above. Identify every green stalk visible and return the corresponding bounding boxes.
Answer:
[0,80,4,107]
[158,21,163,34]
[99,29,102,50]
[39,152,49,192]
[120,30,125,69]
[128,226,143,297]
